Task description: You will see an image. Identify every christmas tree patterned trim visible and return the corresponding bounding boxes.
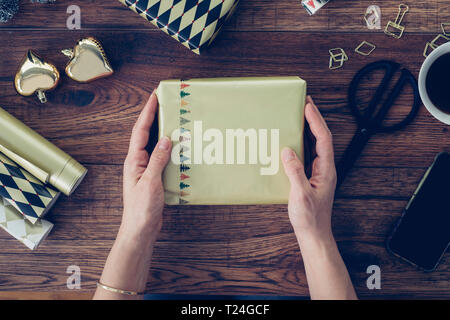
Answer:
[180,191,190,197]
[180,182,190,189]
[180,155,190,163]
[179,135,190,142]
[180,117,190,125]
[179,80,191,204]
[180,91,190,98]
[180,145,190,153]
[180,164,190,172]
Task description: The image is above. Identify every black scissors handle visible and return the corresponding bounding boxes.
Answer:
[336,60,421,189]
[348,60,400,129]
[347,60,420,132]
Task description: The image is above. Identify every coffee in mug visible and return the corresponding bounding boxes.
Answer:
[418,42,450,125]
[425,52,450,114]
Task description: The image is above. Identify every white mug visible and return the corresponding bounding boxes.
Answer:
[418,41,450,125]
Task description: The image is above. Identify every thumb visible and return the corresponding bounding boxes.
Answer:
[281,148,310,190]
[143,136,172,180]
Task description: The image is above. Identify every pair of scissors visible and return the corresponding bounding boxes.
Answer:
[336,60,421,189]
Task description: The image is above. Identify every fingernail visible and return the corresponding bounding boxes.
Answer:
[282,148,295,162]
[158,136,170,150]
[307,102,318,113]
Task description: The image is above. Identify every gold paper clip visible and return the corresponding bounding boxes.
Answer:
[423,42,434,58]
[355,41,376,56]
[329,48,348,70]
[423,33,450,57]
[384,4,409,39]
[441,23,450,36]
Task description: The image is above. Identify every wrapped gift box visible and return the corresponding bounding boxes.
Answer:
[119,0,239,54]
[0,198,53,250]
[157,77,306,205]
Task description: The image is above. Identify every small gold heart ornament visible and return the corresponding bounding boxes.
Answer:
[62,37,114,83]
[14,50,60,103]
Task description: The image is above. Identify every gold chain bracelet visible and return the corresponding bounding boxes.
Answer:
[96,281,145,296]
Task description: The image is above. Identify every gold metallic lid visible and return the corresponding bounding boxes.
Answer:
[50,158,87,196]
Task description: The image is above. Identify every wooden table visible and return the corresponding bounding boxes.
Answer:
[0,0,449,299]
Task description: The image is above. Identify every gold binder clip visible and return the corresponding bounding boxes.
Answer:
[329,48,348,70]
[441,23,450,36]
[355,41,376,56]
[384,4,409,39]
[423,34,450,57]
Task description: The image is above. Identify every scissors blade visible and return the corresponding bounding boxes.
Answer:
[336,127,372,190]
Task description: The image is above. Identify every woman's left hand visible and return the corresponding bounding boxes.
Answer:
[120,91,172,243]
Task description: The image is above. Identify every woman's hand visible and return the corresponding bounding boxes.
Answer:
[94,91,172,299]
[281,96,356,300]
[281,96,337,241]
[120,91,172,243]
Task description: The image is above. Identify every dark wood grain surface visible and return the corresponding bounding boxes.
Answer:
[0,0,449,299]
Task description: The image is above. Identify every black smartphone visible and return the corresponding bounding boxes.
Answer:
[387,152,450,271]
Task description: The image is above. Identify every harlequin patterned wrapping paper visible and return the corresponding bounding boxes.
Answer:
[0,198,53,250]
[118,0,239,54]
[157,77,306,205]
[0,152,60,224]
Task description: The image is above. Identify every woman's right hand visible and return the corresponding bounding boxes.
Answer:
[281,96,356,300]
[281,96,337,241]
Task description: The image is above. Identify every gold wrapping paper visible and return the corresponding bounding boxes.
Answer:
[157,77,306,205]
[0,107,87,196]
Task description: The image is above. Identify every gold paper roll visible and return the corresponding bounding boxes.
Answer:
[0,107,87,196]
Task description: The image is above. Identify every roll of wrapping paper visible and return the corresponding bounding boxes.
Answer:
[0,107,87,196]
[0,152,60,224]
[0,198,53,250]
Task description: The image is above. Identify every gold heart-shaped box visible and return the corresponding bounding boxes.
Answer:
[14,50,60,103]
[62,37,114,83]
